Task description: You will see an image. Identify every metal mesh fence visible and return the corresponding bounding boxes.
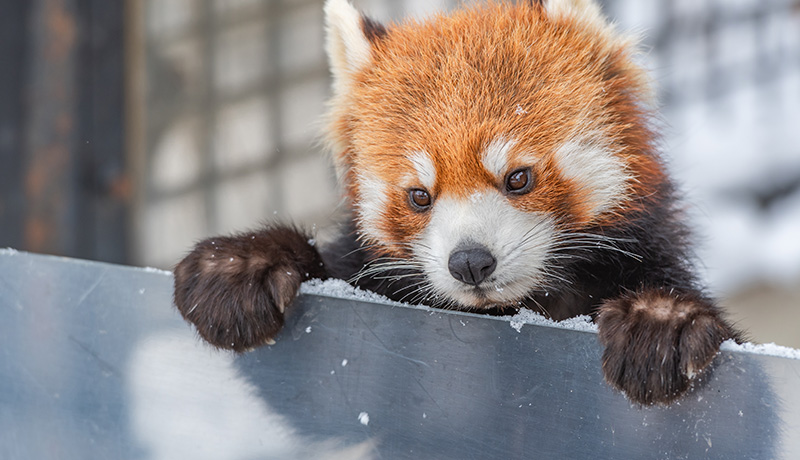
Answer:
[134,0,800,268]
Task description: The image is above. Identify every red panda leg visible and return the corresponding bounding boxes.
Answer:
[173,225,326,352]
[596,289,738,405]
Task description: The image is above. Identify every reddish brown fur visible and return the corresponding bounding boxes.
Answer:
[328,2,664,254]
[171,0,741,407]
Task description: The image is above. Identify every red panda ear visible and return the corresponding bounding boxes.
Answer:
[543,0,654,104]
[542,0,609,30]
[324,0,387,183]
[324,0,380,97]
[361,15,388,44]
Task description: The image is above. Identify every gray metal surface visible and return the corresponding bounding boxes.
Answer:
[1,250,798,459]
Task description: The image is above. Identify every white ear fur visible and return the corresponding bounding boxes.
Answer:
[544,0,608,29]
[324,0,372,94]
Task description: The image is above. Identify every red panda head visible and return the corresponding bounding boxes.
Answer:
[323,0,666,309]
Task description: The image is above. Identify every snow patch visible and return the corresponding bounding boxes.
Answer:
[301,279,601,333]
[137,266,173,276]
[303,279,800,357]
[720,339,800,360]
[0,248,19,255]
[507,309,597,333]
[300,278,407,306]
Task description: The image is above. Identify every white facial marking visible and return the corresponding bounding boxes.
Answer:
[553,136,631,217]
[482,139,515,179]
[414,190,556,308]
[354,173,389,243]
[409,151,436,190]
[482,138,539,181]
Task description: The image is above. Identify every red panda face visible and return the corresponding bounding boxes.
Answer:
[324,0,665,309]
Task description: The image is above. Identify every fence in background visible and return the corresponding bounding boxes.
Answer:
[135,0,462,268]
[1,0,797,270]
[135,0,800,269]
[0,0,128,263]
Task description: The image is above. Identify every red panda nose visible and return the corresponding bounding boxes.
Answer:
[448,246,497,286]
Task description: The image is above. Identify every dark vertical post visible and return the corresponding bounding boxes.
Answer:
[23,0,80,257]
[0,1,31,250]
[75,0,130,263]
[0,0,129,263]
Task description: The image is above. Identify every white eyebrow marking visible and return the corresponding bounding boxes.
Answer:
[409,151,436,190]
[482,138,516,179]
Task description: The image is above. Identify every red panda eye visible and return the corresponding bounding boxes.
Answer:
[505,168,533,194]
[409,189,432,210]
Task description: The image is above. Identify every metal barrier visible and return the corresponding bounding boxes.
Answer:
[1,249,798,458]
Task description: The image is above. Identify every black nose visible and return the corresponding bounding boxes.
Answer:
[448,246,497,286]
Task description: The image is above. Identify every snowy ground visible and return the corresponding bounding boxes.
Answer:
[665,70,800,295]
[605,0,800,348]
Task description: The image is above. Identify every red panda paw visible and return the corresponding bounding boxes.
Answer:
[173,226,326,352]
[596,289,734,405]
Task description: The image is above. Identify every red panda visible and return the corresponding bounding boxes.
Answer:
[173,0,741,405]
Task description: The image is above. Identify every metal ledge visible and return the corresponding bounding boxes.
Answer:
[1,250,799,459]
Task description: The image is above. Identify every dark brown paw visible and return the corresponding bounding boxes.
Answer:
[597,289,736,405]
[173,226,326,352]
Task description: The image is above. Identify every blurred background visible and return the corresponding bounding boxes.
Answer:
[0,0,798,347]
